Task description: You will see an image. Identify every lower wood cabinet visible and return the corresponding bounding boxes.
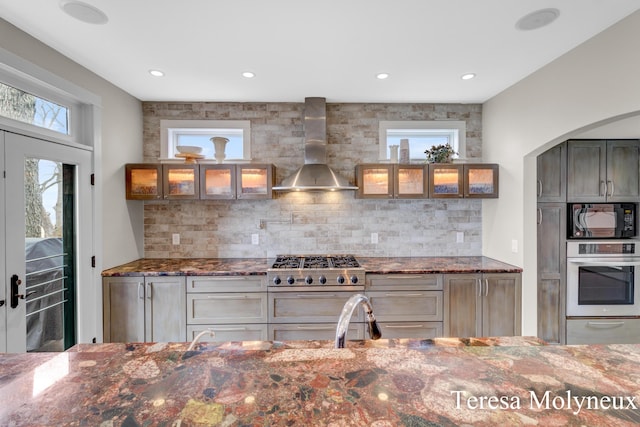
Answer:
[376,322,443,339]
[103,271,521,343]
[268,291,363,324]
[186,276,267,343]
[365,274,444,339]
[187,324,268,342]
[269,323,363,341]
[103,276,186,343]
[443,273,521,338]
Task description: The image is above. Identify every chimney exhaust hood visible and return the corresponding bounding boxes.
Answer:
[273,97,358,191]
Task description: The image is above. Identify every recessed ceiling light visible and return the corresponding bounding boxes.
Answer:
[60,0,108,25]
[376,73,390,80]
[242,71,255,78]
[461,73,476,80]
[515,8,560,31]
[149,69,164,77]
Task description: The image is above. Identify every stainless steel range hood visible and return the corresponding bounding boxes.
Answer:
[273,97,357,191]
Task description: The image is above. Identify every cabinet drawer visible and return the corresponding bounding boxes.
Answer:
[187,324,268,342]
[268,292,363,323]
[269,323,364,341]
[366,274,442,291]
[378,322,443,339]
[567,318,640,345]
[187,276,266,293]
[367,291,442,321]
[187,293,268,324]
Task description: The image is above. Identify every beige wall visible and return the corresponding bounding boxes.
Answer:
[483,10,640,335]
[0,18,144,270]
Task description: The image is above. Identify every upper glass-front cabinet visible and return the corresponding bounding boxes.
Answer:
[428,163,499,198]
[200,164,236,200]
[464,164,498,198]
[200,163,275,199]
[163,164,199,199]
[356,164,428,199]
[125,164,162,200]
[237,164,275,199]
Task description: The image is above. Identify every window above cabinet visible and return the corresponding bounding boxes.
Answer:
[160,119,251,162]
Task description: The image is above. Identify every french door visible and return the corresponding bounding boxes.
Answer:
[2,131,92,353]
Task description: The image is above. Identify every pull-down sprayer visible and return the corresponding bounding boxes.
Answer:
[335,294,381,348]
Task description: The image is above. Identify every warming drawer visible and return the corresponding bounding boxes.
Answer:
[567,318,640,344]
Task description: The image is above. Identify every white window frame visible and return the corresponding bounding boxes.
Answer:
[160,119,251,161]
[379,120,466,162]
[0,61,90,148]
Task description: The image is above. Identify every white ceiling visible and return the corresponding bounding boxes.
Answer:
[1,1,639,103]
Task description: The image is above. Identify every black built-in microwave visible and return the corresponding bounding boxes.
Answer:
[568,203,636,239]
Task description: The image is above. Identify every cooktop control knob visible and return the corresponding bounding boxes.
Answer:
[319,275,327,285]
[305,275,313,285]
[286,276,295,285]
[337,275,345,284]
[272,276,281,285]
[350,276,359,284]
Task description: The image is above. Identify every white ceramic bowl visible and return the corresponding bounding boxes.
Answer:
[176,145,202,155]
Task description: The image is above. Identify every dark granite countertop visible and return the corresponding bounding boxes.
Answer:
[2,337,639,426]
[102,256,522,277]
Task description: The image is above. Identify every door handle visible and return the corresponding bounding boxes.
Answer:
[10,274,23,308]
[0,300,5,307]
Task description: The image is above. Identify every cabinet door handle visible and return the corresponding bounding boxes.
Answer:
[476,279,482,297]
[384,324,424,329]
[484,279,489,297]
[384,293,424,297]
[295,326,334,330]
[586,321,625,329]
[146,283,152,299]
[537,208,542,225]
[600,181,606,197]
[137,283,144,299]
[537,180,542,197]
[608,180,614,198]
[295,294,338,298]
[205,295,249,299]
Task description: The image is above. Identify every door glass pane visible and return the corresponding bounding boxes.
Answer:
[432,167,460,194]
[24,159,75,352]
[239,168,267,195]
[578,266,634,305]
[363,168,389,194]
[468,168,495,194]
[398,168,424,194]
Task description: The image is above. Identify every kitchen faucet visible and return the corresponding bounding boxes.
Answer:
[335,294,381,348]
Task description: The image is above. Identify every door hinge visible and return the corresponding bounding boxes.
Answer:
[91,256,96,268]
[90,173,95,186]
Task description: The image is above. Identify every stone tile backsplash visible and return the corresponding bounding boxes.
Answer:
[142,101,483,258]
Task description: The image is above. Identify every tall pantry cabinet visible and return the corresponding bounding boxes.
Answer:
[536,142,566,345]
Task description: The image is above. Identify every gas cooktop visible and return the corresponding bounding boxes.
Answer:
[271,255,361,269]
[267,255,365,288]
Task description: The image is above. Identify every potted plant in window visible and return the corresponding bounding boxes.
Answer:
[424,143,457,163]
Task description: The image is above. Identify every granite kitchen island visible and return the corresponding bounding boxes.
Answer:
[1,337,639,426]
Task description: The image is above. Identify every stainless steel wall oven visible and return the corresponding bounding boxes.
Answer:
[566,240,640,344]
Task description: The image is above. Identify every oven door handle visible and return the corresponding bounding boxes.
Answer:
[568,260,640,267]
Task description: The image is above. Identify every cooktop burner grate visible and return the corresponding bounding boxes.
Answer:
[271,256,301,269]
[270,255,361,269]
